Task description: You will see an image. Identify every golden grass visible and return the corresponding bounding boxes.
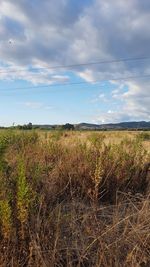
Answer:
[0,129,150,266]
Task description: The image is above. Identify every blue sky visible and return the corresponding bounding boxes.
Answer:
[0,0,150,126]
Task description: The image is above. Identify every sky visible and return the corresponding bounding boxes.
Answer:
[0,0,150,126]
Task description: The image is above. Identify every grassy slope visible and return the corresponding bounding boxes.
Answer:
[0,130,150,267]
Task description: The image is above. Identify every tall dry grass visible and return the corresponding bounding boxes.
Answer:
[0,130,150,267]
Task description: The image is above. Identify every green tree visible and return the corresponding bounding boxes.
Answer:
[62,123,74,130]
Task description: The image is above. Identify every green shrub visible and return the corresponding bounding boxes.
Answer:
[17,160,30,225]
[136,132,150,141]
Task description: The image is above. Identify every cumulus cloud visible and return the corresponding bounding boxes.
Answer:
[94,79,150,123]
[0,0,150,121]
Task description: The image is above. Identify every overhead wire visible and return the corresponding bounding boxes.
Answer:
[0,56,150,74]
[0,73,150,94]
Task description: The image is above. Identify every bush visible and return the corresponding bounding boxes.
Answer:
[137,131,150,141]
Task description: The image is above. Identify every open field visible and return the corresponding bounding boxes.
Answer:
[39,130,150,151]
[0,130,150,267]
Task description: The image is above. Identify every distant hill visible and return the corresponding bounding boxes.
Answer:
[75,121,150,130]
[32,121,150,130]
[3,121,150,130]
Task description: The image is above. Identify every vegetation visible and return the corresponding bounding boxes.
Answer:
[61,123,75,130]
[17,122,33,130]
[137,132,150,141]
[0,129,150,267]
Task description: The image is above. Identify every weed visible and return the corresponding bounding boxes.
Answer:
[0,130,150,266]
[17,160,30,225]
[0,200,12,239]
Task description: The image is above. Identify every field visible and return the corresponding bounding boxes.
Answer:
[0,129,150,267]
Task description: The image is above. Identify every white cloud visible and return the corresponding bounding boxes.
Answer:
[91,92,108,103]
[44,105,53,110]
[0,0,150,121]
[94,79,150,123]
[24,101,53,110]
[0,64,70,85]
[25,102,43,109]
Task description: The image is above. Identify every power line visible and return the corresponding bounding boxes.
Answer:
[0,73,150,93]
[0,56,150,74]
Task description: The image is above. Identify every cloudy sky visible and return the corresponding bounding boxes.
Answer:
[0,0,150,126]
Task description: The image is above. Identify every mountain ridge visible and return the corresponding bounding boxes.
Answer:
[75,121,150,130]
[32,121,150,130]
[1,121,150,130]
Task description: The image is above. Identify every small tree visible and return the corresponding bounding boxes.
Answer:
[62,123,74,130]
[27,122,33,130]
[18,123,33,130]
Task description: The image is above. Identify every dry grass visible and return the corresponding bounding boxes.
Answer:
[39,130,150,150]
[0,129,150,267]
